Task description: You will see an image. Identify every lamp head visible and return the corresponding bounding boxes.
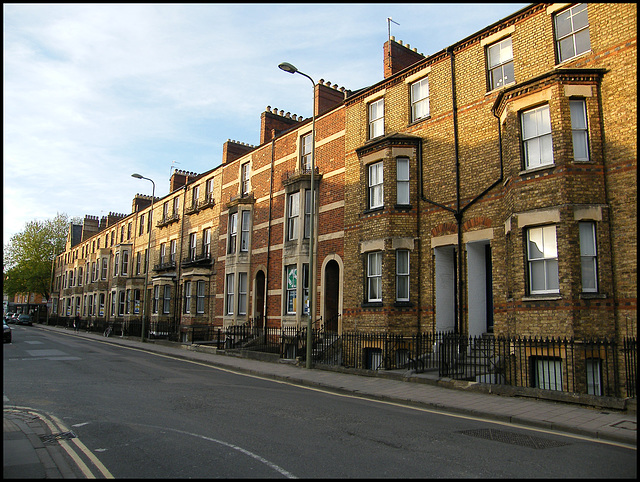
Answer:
[131,173,143,179]
[278,62,298,74]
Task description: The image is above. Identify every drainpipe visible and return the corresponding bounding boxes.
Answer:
[448,46,463,337]
[175,185,187,335]
[265,131,277,327]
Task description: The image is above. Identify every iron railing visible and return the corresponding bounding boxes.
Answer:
[42,316,636,399]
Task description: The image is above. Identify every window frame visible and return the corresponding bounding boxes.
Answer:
[287,192,300,241]
[526,225,560,295]
[184,280,191,314]
[285,265,297,314]
[486,36,514,91]
[240,210,251,252]
[521,104,554,170]
[189,232,197,261]
[238,272,248,316]
[226,273,235,315]
[396,249,410,302]
[228,212,238,254]
[554,3,590,64]
[196,280,205,314]
[570,99,590,161]
[396,157,410,206]
[579,221,598,293]
[368,161,384,210]
[203,228,211,258]
[163,285,171,314]
[300,132,313,171]
[241,162,250,195]
[410,77,430,122]
[368,98,384,139]
[367,251,383,303]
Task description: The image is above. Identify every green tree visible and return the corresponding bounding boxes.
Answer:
[3,213,72,301]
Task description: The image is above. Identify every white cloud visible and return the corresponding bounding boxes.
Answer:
[3,3,527,244]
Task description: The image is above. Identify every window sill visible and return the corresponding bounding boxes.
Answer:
[522,295,561,302]
[554,49,592,68]
[579,292,606,299]
[485,80,516,96]
[363,207,384,216]
[408,115,430,127]
[394,301,413,308]
[519,163,555,177]
[362,301,383,309]
[394,203,412,211]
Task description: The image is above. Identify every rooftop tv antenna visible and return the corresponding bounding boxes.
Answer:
[387,17,400,65]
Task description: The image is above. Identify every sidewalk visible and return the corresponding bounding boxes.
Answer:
[3,408,85,479]
[5,324,637,478]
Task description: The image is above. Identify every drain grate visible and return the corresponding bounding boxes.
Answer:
[459,428,570,449]
[40,431,77,445]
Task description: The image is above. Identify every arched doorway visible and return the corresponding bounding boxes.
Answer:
[323,260,340,332]
[254,270,265,328]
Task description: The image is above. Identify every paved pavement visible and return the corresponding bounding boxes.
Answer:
[4,324,637,478]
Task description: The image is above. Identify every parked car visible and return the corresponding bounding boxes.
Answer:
[6,314,18,324]
[17,314,33,326]
[3,322,11,343]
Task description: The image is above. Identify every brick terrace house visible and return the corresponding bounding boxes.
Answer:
[50,4,635,373]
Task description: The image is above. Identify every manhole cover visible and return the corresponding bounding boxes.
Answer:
[459,428,570,449]
[40,431,77,445]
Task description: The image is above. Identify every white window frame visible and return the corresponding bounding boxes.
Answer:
[570,99,590,161]
[396,157,410,205]
[367,251,383,302]
[396,249,410,302]
[304,190,312,239]
[152,286,159,314]
[410,77,430,122]
[203,228,211,258]
[121,250,129,276]
[226,273,235,315]
[368,161,384,209]
[196,280,205,314]
[240,211,251,252]
[368,98,384,139]
[184,281,191,314]
[163,285,171,314]
[286,265,297,314]
[238,272,247,316]
[241,162,250,195]
[521,104,553,170]
[555,3,590,63]
[527,225,559,295]
[189,233,197,261]
[579,222,598,293]
[287,192,300,241]
[301,132,312,171]
[534,358,563,391]
[487,37,514,90]
[170,239,176,263]
[228,212,238,254]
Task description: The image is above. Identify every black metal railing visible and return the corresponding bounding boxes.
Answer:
[42,315,636,399]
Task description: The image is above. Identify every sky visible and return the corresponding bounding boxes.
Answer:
[3,3,528,246]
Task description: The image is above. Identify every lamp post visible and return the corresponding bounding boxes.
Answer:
[278,61,317,369]
[131,173,155,342]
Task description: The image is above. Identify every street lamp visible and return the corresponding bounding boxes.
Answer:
[131,173,155,342]
[278,62,317,369]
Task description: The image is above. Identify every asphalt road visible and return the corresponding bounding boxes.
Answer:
[4,325,636,478]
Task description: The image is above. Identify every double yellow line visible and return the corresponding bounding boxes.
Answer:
[5,406,113,479]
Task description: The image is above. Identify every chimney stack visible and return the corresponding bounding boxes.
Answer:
[384,36,425,78]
